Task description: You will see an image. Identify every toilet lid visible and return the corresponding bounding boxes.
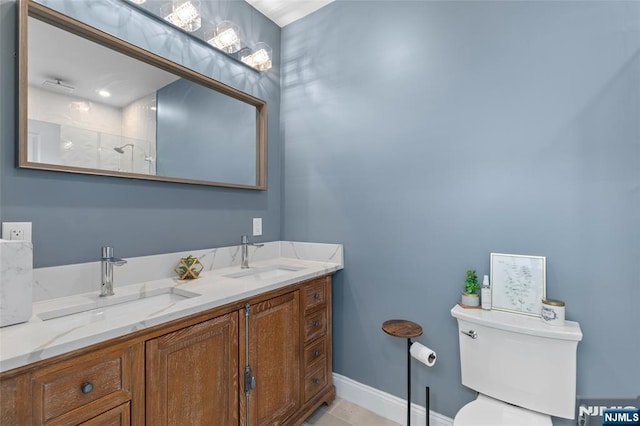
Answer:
[453,394,552,426]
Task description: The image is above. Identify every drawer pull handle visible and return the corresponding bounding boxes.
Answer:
[312,378,321,385]
[313,350,321,357]
[80,382,94,394]
[313,293,321,300]
[313,320,320,328]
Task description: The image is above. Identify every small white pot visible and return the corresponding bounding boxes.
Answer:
[461,292,480,307]
[541,299,565,326]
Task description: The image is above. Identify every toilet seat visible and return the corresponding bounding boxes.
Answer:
[453,394,552,426]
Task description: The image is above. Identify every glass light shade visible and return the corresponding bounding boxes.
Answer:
[240,42,272,71]
[162,0,201,32]
[206,21,242,54]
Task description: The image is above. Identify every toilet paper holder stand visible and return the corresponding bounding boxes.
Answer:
[382,319,432,426]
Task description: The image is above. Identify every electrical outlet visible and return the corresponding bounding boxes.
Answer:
[2,222,32,242]
[252,218,262,237]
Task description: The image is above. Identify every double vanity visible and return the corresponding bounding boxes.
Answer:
[0,241,343,425]
[4,0,344,423]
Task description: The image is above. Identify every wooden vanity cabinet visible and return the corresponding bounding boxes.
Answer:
[300,276,333,406]
[0,341,142,426]
[239,276,335,426]
[241,291,301,426]
[0,274,335,426]
[31,344,137,425]
[145,311,239,426]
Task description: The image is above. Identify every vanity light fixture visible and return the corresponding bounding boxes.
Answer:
[123,0,270,72]
[162,0,201,32]
[240,42,272,71]
[206,21,242,54]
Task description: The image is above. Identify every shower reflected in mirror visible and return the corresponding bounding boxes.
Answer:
[113,143,134,154]
[113,143,134,172]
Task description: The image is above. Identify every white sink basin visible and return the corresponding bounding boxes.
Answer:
[224,265,305,281]
[38,287,200,323]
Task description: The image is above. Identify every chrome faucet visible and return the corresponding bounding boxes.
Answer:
[100,246,127,297]
[241,235,264,269]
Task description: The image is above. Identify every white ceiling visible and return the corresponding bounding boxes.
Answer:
[244,0,334,27]
[29,17,179,108]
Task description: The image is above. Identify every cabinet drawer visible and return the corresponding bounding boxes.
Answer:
[304,310,327,343]
[304,337,326,370]
[82,402,130,426]
[32,347,132,425]
[302,279,327,312]
[304,364,327,403]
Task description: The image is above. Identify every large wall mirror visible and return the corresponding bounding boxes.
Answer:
[18,0,267,189]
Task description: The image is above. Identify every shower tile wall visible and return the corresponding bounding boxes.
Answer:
[27,86,154,174]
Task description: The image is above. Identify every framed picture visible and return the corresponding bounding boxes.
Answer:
[490,253,546,317]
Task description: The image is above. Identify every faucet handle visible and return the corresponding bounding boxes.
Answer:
[101,246,113,258]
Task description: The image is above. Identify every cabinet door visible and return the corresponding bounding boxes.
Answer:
[146,312,239,426]
[242,291,300,426]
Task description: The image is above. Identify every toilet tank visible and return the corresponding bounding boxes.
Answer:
[451,305,582,419]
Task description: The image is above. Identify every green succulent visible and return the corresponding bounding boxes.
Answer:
[464,270,480,294]
[182,255,196,266]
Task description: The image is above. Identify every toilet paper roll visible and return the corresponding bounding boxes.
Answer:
[410,342,437,367]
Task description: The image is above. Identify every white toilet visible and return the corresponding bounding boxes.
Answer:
[451,304,583,425]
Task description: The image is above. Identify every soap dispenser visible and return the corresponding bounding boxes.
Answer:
[481,275,491,310]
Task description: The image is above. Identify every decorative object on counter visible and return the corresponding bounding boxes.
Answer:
[459,269,481,308]
[382,319,424,426]
[490,253,546,317]
[541,298,565,326]
[175,255,203,279]
[481,274,491,310]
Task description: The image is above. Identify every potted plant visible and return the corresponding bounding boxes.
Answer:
[460,269,480,307]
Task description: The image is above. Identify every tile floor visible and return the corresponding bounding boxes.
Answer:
[302,398,400,426]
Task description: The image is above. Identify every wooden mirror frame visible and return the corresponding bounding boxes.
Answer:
[18,0,267,190]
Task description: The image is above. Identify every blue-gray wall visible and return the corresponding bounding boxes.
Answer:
[282,1,640,423]
[156,78,256,185]
[2,0,639,423]
[0,0,281,267]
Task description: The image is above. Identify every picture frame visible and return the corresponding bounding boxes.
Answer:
[490,253,546,317]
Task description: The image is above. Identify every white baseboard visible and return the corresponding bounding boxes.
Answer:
[333,373,454,426]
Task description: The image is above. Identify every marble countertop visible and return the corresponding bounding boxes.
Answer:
[0,244,343,373]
